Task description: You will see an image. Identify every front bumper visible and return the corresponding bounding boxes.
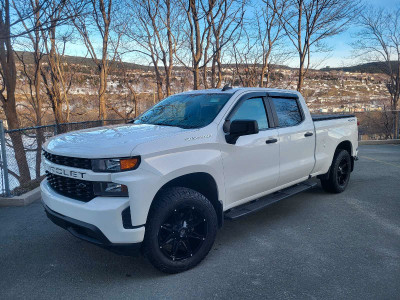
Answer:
[44,204,141,255]
[41,180,145,244]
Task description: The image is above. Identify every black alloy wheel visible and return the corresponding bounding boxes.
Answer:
[158,205,207,261]
[320,149,352,193]
[143,187,218,273]
[337,157,350,186]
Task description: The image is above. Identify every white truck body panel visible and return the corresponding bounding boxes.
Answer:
[311,118,358,176]
[41,88,358,244]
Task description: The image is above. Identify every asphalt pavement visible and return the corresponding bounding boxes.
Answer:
[1,144,399,299]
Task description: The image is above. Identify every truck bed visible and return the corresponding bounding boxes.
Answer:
[311,114,355,121]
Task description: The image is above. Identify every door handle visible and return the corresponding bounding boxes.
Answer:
[304,132,314,137]
[266,138,278,144]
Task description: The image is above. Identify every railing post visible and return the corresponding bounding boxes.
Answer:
[53,124,58,135]
[0,120,11,197]
[397,111,400,139]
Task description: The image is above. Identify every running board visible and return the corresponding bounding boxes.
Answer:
[224,180,317,220]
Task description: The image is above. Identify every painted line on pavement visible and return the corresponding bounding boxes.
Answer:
[360,156,400,169]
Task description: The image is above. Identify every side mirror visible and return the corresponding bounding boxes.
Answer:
[226,120,259,144]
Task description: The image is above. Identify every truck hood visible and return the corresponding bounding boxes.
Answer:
[44,123,187,158]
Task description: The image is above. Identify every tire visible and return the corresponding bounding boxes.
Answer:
[320,149,352,194]
[143,187,218,274]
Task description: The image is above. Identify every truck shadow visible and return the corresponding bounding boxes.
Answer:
[40,189,315,279]
[216,185,333,245]
[5,186,326,282]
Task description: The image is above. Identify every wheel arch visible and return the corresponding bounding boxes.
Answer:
[150,172,224,228]
[335,140,354,171]
[318,140,354,180]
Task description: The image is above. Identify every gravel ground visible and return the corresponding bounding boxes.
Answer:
[1,144,399,300]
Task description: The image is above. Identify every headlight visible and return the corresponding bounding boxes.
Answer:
[94,182,129,197]
[92,157,140,172]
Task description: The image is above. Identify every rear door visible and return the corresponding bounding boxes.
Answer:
[221,93,280,208]
[268,94,315,187]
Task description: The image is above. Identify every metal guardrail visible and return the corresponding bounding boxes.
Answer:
[0,119,126,197]
[0,120,10,196]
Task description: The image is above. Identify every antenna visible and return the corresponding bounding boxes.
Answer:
[222,84,232,91]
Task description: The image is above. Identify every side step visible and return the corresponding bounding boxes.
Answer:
[224,180,317,220]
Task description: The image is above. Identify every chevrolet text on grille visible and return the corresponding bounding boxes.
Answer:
[45,165,86,179]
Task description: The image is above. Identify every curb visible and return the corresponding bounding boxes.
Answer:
[359,139,400,145]
[0,187,41,207]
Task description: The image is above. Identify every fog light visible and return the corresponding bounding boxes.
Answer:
[94,182,128,197]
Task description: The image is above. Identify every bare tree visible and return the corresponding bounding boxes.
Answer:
[0,0,32,184]
[354,7,400,138]
[13,0,47,179]
[177,0,213,90]
[127,0,181,100]
[0,0,80,185]
[41,0,76,128]
[107,60,137,120]
[229,26,261,87]
[270,0,358,92]
[256,0,284,87]
[72,0,124,120]
[207,0,244,88]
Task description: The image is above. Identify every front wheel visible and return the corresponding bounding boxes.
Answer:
[320,149,351,193]
[143,187,218,273]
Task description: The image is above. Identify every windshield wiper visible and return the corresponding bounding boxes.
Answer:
[152,123,183,128]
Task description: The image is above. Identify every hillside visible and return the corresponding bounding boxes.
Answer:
[16,50,394,75]
[14,51,152,71]
[321,61,397,74]
[6,50,392,128]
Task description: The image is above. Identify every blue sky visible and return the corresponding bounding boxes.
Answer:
[312,0,399,68]
[61,0,399,69]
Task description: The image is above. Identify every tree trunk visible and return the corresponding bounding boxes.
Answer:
[193,65,199,90]
[297,61,305,92]
[166,0,173,97]
[0,0,32,185]
[3,97,31,184]
[260,65,267,87]
[203,65,208,89]
[165,66,172,97]
[211,57,216,88]
[216,58,222,88]
[34,61,44,179]
[134,95,138,118]
[98,65,107,120]
[157,81,163,101]
[266,70,271,88]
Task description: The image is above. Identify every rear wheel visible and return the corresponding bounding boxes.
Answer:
[320,149,351,193]
[143,187,218,273]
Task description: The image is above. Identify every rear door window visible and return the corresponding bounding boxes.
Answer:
[271,98,303,127]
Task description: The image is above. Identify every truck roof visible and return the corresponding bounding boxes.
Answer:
[179,87,300,96]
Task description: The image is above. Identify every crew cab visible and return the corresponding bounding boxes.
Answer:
[41,87,358,273]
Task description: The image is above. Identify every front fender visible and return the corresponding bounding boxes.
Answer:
[112,147,225,227]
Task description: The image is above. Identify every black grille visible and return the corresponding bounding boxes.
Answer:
[46,171,95,202]
[43,150,92,170]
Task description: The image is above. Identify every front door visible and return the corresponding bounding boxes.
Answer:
[221,95,280,208]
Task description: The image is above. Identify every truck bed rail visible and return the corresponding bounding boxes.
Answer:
[311,114,355,121]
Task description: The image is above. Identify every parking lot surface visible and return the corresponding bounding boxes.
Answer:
[1,145,399,299]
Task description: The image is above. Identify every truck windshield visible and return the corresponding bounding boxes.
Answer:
[134,93,232,129]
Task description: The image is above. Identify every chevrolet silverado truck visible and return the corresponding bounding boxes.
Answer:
[41,87,358,273]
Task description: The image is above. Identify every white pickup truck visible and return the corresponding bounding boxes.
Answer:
[41,87,358,273]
